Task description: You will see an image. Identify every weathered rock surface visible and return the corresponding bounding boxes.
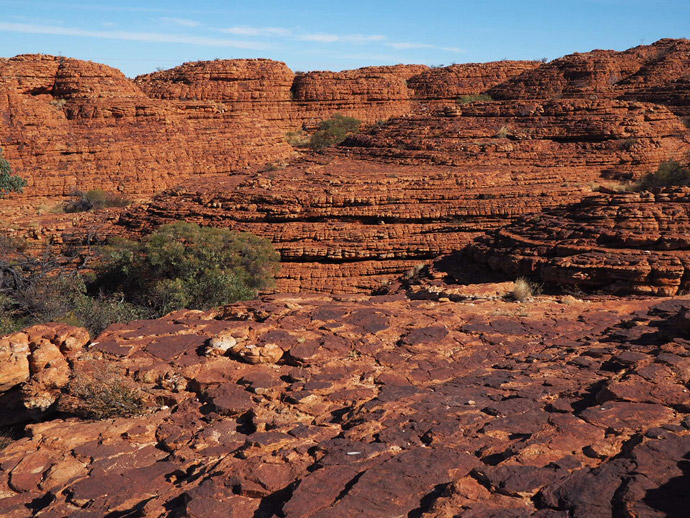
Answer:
[0,324,89,425]
[115,155,586,293]
[0,54,531,205]
[114,94,690,293]
[472,187,690,296]
[3,39,688,207]
[2,41,690,295]
[0,55,293,201]
[490,38,690,116]
[1,292,688,517]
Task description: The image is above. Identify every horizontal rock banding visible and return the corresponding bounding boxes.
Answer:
[2,40,690,294]
[113,92,690,292]
[472,187,690,295]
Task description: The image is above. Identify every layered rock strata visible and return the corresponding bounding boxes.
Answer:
[472,187,690,296]
[0,55,293,200]
[2,40,690,295]
[0,55,533,202]
[116,155,589,293]
[490,38,690,115]
[115,94,690,293]
[1,293,689,517]
[4,39,688,204]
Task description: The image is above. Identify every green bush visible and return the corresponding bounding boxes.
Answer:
[309,114,361,150]
[636,159,690,190]
[0,237,148,337]
[0,148,27,197]
[0,223,279,337]
[95,222,280,315]
[456,93,493,105]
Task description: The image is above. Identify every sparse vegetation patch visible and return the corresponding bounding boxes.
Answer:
[0,147,27,198]
[510,277,542,302]
[61,365,148,420]
[94,222,280,315]
[64,189,131,213]
[308,114,361,150]
[0,223,279,336]
[636,159,690,190]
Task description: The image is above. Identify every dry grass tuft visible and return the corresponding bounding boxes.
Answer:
[285,130,309,147]
[61,365,148,420]
[511,277,541,302]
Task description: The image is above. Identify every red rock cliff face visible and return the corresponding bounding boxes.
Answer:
[407,61,539,101]
[490,39,690,115]
[0,55,535,201]
[1,41,688,204]
[0,55,293,199]
[472,187,690,296]
[116,93,689,293]
[2,41,690,294]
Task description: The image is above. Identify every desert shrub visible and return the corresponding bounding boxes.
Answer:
[511,277,542,302]
[1,224,279,335]
[62,365,147,419]
[636,159,690,190]
[285,130,310,147]
[0,148,27,198]
[64,189,130,213]
[0,237,145,337]
[495,125,510,139]
[94,222,280,315]
[308,114,361,150]
[456,93,493,105]
[69,292,152,337]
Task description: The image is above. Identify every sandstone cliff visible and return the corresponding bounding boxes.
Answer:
[0,54,533,203]
[2,40,690,294]
[115,94,690,292]
[490,38,690,115]
[472,187,690,296]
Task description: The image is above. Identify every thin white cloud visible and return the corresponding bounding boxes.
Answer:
[0,22,270,49]
[297,33,386,44]
[221,26,291,37]
[160,17,202,28]
[386,42,467,53]
[386,42,435,50]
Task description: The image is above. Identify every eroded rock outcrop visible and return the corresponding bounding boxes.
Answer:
[116,155,588,293]
[0,54,532,206]
[2,40,690,295]
[4,39,687,208]
[473,187,690,295]
[0,324,89,425]
[490,38,690,115]
[114,94,690,293]
[0,55,294,201]
[0,293,688,517]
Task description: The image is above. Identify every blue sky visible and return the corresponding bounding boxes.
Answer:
[0,0,688,77]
